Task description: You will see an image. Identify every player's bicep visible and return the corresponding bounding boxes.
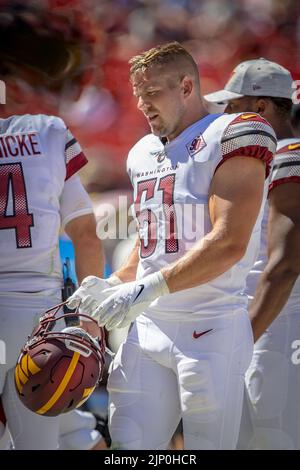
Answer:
[209,156,266,245]
[268,183,300,268]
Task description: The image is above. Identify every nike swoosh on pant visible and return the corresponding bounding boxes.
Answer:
[192,328,213,339]
[133,284,144,303]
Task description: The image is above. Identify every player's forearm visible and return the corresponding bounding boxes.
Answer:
[65,214,105,283]
[73,237,104,283]
[249,261,299,342]
[162,229,246,293]
[113,239,140,282]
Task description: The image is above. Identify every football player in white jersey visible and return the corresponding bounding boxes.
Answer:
[205,58,300,449]
[68,42,277,450]
[0,104,104,449]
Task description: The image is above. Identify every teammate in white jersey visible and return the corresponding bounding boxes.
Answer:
[68,42,277,449]
[0,110,104,449]
[205,58,300,449]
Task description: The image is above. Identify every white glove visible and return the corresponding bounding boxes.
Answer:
[66,275,122,315]
[90,271,169,330]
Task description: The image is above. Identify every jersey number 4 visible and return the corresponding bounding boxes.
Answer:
[135,174,178,258]
[0,163,34,248]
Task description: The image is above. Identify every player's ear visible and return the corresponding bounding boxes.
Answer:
[181,76,193,98]
[255,98,268,115]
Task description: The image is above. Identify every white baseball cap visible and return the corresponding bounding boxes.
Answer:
[204,58,293,104]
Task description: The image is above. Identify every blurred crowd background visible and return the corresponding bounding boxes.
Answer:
[1,0,300,192]
[1,0,300,287]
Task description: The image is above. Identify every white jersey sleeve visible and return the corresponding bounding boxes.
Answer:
[218,112,276,177]
[0,114,88,293]
[269,138,300,314]
[269,139,300,190]
[64,128,88,180]
[60,174,93,229]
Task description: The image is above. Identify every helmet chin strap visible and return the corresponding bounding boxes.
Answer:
[24,300,106,367]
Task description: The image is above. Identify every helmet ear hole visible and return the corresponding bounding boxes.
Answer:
[14,305,106,417]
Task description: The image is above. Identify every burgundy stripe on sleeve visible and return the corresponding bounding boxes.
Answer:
[65,151,88,180]
[269,176,300,192]
[215,145,273,178]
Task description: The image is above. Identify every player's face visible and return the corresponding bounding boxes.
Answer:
[132,67,187,141]
[224,96,258,114]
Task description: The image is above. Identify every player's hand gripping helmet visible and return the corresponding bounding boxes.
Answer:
[14,302,106,417]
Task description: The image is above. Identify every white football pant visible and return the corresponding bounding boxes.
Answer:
[0,291,62,449]
[108,309,253,449]
[239,313,300,449]
[59,409,102,450]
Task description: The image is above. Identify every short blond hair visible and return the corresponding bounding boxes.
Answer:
[129,41,199,85]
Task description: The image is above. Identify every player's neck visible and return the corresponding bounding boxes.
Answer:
[167,103,208,143]
[272,118,295,140]
[188,98,208,124]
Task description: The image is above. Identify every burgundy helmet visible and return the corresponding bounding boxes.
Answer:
[15,302,106,417]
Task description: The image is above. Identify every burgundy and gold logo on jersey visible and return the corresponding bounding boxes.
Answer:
[230,113,267,125]
[288,143,300,150]
[240,113,258,120]
[187,134,206,158]
[150,149,166,163]
[276,142,300,154]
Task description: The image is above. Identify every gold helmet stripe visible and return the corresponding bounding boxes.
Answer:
[15,366,23,393]
[76,386,96,409]
[27,354,41,375]
[16,363,28,384]
[36,351,80,415]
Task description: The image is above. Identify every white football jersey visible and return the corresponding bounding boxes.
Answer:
[127,112,276,320]
[0,114,88,292]
[245,137,300,315]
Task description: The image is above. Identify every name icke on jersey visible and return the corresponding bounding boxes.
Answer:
[0,132,43,159]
